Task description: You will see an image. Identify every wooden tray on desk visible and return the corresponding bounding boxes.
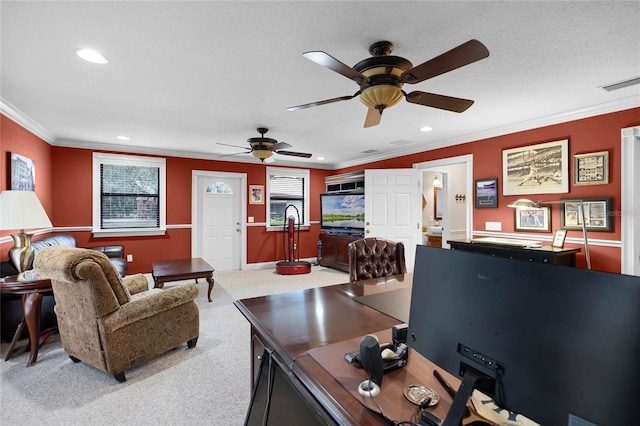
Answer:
[308,329,457,424]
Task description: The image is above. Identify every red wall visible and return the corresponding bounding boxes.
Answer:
[2,108,638,273]
[335,107,640,273]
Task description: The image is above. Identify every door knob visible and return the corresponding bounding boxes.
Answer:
[366,229,371,234]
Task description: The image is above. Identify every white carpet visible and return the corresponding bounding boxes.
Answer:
[0,266,349,425]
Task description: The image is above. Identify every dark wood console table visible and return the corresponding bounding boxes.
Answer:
[448,239,581,266]
[234,274,461,425]
[319,233,361,272]
[0,274,56,367]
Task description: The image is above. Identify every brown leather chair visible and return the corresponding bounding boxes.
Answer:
[348,237,407,282]
[34,246,199,382]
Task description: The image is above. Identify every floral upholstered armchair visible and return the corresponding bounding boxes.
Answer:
[34,246,199,382]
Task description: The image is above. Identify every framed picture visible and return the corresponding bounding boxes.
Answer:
[560,197,612,232]
[552,230,567,248]
[249,185,264,204]
[10,152,36,191]
[514,206,551,232]
[475,177,498,208]
[573,151,609,185]
[502,139,569,196]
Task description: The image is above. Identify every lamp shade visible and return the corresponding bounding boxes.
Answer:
[507,199,539,208]
[0,190,53,231]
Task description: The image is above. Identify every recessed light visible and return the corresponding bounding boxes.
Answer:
[76,49,108,64]
[116,135,130,141]
[317,157,325,161]
[419,126,433,132]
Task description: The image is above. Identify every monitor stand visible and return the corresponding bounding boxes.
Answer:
[421,364,495,426]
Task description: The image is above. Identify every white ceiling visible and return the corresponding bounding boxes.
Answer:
[2,1,639,169]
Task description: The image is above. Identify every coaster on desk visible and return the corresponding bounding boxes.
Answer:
[404,385,439,407]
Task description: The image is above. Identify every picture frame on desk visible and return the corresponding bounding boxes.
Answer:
[560,197,612,232]
[474,177,498,208]
[552,230,567,248]
[514,206,551,232]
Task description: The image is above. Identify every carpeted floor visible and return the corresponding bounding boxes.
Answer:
[0,265,349,425]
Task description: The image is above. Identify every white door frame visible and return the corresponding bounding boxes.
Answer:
[621,126,639,276]
[413,154,474,246]
[192,170,247,269]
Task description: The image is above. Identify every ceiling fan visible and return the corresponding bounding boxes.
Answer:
[287,39,489,127]
[217,128,312,163]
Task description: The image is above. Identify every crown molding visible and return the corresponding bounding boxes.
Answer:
[3,95,637,171]
[1,98,56,143]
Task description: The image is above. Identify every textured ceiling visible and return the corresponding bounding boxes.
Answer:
[1,1,639,169]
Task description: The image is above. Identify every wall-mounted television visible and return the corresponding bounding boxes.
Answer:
[320,193,365,235]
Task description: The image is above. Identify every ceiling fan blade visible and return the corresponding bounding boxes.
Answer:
[303,51,369,83]
[364,108,382,128]
[217,142,251,150]
[287,93,358,111]
[272,141,292,150]
[276,150,313,158]
[401,39,489,84]
[405,91,474,113]
[218,151,251,159]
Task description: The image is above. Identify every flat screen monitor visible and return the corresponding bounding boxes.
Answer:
[244,348,336,425]
[320,193,365,234]
[408,245,640,426]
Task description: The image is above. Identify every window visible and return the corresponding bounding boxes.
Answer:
[266,167,309,229]
[92,153,166,237]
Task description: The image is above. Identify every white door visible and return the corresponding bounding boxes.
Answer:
[364,169,421,271]
[192,172,246,271]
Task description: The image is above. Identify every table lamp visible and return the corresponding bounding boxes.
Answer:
[508,198,590,269]
[0,190,53,273]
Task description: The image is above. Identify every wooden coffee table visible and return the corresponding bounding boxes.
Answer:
[152,258,215,302]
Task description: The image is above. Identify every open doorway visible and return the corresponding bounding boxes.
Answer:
[414,155,473,248]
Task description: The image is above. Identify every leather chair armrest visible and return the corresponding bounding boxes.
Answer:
[122,274,149,295]
[100,284,199,333]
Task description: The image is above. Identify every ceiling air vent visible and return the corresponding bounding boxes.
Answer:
[361,149,380,154]
[598,76,640,92]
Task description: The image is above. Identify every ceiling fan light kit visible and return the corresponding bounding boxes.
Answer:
[289,39,489,127]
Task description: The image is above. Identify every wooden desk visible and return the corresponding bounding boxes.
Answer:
[0,274,56,367]
[234,274,456,425]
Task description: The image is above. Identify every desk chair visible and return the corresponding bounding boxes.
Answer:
[348,237,407,282]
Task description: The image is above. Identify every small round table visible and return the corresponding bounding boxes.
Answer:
[0,273,55,367]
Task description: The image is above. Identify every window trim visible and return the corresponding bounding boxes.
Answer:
[92,152,167,237]
[266,166,310,231]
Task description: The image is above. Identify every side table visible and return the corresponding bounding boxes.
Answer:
[0,273,56,367]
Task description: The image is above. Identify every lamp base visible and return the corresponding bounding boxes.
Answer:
[9,232,35,273]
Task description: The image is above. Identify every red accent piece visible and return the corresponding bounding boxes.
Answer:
[276,261,312,275]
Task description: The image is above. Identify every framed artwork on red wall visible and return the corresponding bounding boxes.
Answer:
[514,206,551,232]
[560,197,613,232]
[10,152,36,191]
[573,151,609,185]
[502,139,569,196]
